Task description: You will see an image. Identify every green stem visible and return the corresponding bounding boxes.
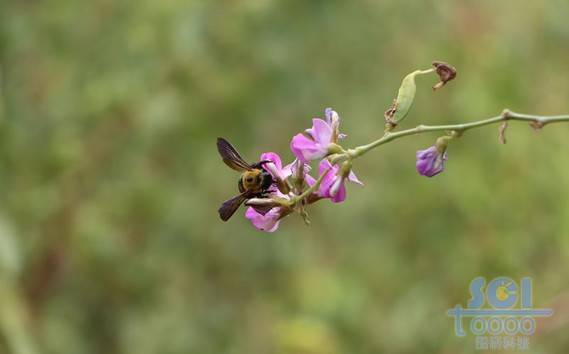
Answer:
[416,68,435,75]
[350,110,569,158]
[289,168,331,206]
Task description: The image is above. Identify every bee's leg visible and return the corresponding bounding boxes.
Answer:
[261,188,279,197]
[255,189,272,198]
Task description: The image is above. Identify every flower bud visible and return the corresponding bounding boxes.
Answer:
[416,143,449,177]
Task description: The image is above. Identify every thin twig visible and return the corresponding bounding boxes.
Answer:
[349,110,569,158]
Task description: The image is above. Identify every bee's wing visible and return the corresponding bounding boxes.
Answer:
[217,137,253,171]
[218,192,249,221]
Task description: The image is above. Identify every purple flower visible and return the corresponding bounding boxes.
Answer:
[259,152,293,181]
[290,108,344,162]
[290,119,333,162]
[317,159,363,203]
[416,146,448,177]
[245,207,282,232]
[244,182,291,232]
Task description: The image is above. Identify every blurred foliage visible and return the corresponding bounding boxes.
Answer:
[1,0,569,353]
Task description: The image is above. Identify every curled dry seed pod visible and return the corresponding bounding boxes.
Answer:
[499,121,508,144]
[432,61,457,90]
[384,99,398,130]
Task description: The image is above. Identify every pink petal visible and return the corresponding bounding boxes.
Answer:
[318,175,334,197]
[304,173,316,186]
[290,134,327,162]
[317,159,338,197]
[329,177,343,198]
[331,183,346,203]
[311,118,333,146]
[245,206,259,218]
[245,207,280,232]
[287,159,312,183]
[260,152,284,179]
[281,160,297,180]
[260,152,282,170]
[348,170,364,186]
[318,159,334,175]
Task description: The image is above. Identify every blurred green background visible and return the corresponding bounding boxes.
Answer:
[1,0,568,353]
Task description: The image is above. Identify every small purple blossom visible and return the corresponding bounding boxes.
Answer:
[245,183,290,232]
[245,207,282,232]
[290,119,333,162]
[243,154,318,232]
[290,108,344,162]
[416,146,448,177]
[317,159,363,203]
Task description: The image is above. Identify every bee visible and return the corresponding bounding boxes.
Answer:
[217,137,274,221]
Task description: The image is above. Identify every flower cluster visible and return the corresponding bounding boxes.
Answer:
[241,107,454,232]
[245,108,363,232]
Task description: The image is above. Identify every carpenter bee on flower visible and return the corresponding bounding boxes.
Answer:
[216,137,276,221]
